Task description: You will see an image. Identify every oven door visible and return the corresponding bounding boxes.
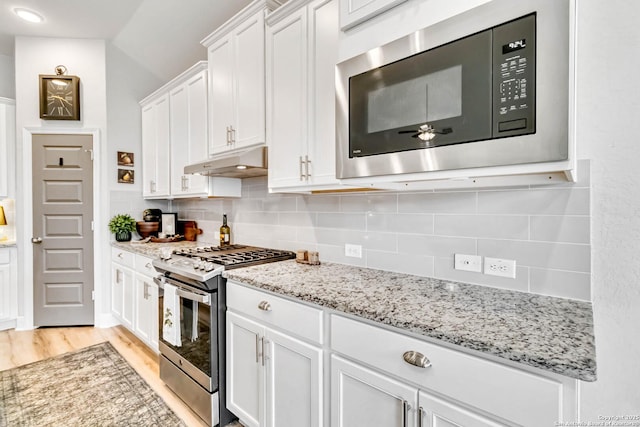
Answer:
[156,275,218,392]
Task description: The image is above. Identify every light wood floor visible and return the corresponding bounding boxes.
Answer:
[0,325,229,427]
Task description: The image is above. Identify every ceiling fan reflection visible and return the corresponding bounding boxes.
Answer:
[398,124,453,141]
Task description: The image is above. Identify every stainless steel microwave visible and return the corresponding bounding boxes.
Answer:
[336,0,574,181]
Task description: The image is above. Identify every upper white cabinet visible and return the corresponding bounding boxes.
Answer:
[141,62,240,199]
[267,0,348,192]
[141,93,171,198]
[169,63,209,198]
[0,98,16,198]
[203,0,277,155]
[339,0,407,30]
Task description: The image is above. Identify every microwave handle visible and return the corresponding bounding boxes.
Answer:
[154,276,211,306]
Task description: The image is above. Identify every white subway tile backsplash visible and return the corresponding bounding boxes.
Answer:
[367,213,434,235]
[339,193,397,213]
[315,213,366,230]
[477,188,590,215]
[530,216,590,244]
[367,251,434,277]
[435,214,528,240]
[399,191,477,214]
[175,163,592,301]
[529,268,591,301]
[398,234,476,257]
[478,239,591,272]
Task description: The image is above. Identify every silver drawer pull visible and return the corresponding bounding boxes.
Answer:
[258,301,272,311]
[145,263,152,269]
[403,351,431,368]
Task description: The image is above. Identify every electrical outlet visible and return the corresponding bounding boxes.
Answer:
[484,257,516,278]
[454,254,482,273]
[345,243,362,258]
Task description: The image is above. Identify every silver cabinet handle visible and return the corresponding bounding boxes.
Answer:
[31,237,43,244]
[143,282,150,299]
[117,253,124,258]
[230,126,236,144]
[305,155,310,179]
[261,337,266,366]
[403,351,431,368]
[258,301,272,311]
[255,335,260,363]
[299,156,304,181]
[418,406,424,427]
[402,400,410,427]
[226,126,231,145]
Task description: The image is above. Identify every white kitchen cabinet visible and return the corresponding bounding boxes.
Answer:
[331,355,504,427]
[0,247,17,331]
[111,248,159,352]
[203,0,276,155]
[169,63,209,198]
[339,0,407,31]
[0,98,15,198]
[141,94,171,198]
[133,254,159,351]
[226,281,324,427]
[267,0,349,192]
[331,314,576,427]
[111,248,135,330]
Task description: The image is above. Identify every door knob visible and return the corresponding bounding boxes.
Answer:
[31,237,43,244]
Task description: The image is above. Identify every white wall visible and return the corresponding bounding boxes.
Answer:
[14,37,110,328]
[576,0,640,418]
[0,53,15,98]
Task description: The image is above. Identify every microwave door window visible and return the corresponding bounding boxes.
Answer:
[349,29,493,158]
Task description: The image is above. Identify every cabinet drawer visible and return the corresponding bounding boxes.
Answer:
[111,247,134,268]
[135,254,157,276]
[227,281,323,344]
[331,315,564,426]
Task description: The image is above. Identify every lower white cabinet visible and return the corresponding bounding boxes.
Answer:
[331,355,504,427]
[0,246,17,331]
[111,248,159,351]
[226,281,323,427]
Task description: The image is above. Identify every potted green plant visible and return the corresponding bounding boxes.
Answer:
[108,214,137,242]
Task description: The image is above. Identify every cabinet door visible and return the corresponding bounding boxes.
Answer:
[0,101,15,198]
[308,0,340,186]
[134,273,158,350]
[419,391,506,427]
[0,248,17,326]
[233,10,266,149]
[141,104,157,198]
[227,311,264,427]
[266,8,308,189]
[208,35,235,155]
[121,266,135,330]
[170,84,190,196]
[184,70,209,194]
[339,0,407,31]
[331,355,417,427]
[264,328,322,427]
[154,95,171,197]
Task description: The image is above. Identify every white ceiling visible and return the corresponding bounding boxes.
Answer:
[0,0,254,82]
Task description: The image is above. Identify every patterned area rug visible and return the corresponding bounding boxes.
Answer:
[0,342,186,427]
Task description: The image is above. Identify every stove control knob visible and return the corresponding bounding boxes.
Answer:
[204,262,215,272]
[194,260,203,270]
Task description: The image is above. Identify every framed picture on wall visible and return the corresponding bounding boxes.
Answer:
[117,151,134,166]
[117,169,134,184]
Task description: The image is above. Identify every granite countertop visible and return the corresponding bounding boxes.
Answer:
[223,260,597,382]
[111,240,201,258]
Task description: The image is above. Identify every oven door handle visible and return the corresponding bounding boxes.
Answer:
[154,276,211,305]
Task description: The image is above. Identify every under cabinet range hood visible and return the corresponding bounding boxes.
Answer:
[185,146,268,178]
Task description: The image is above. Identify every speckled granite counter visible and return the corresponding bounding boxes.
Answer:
[223,260,597,382]
[111,240,201,258]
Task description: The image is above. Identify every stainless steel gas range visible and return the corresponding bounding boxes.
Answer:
[152,245,295,426]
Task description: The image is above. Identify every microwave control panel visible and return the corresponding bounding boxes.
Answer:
[492,14,536,137]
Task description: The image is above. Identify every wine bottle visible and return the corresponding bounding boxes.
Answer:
[220,214,231,246]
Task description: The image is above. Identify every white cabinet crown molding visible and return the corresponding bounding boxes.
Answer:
[201,0,280,47]
[266,0,314,25]
[139,61,208,107]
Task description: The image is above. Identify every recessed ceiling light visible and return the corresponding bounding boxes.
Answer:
[14,8,44,23]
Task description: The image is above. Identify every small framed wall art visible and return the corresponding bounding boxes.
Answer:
[118,169,134,184]
[117,151,134,166]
